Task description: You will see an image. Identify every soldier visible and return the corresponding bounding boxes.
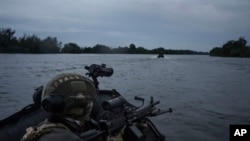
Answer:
[20,73,124,141]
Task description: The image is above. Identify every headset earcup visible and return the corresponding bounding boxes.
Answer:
[32,86,43,106]
[41,95,65,114]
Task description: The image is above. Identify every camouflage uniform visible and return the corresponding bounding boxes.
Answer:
[20,119,81,141]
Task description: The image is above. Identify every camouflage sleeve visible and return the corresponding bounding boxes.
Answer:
[37,128,83,141]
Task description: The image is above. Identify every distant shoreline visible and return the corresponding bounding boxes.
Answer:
[1,27,208,54]
[0,52,209,55]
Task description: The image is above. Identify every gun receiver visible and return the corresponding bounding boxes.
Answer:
[80,96,172,141]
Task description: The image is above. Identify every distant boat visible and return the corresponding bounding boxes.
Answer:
[157,53,164,58]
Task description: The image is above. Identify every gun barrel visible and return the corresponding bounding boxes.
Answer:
[153,101,160,106]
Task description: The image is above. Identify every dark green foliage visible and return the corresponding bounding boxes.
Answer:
[210,37,250,57]
[82,47,92,53]
[112,46,129,54]
[128,43,136,53]
[0,27,61,53]
[19,34,41,53]
[40,37,61,53]
[62,43,81,53]
[151,47,165,54]
[92,44,112,53]
[135,46,150,54]
[0,28,17,52]
[209,47,223,56]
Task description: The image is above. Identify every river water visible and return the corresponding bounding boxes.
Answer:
[0,54,250,141]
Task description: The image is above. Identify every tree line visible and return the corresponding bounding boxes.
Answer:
[0,27,207,54]
[210,37,250,57]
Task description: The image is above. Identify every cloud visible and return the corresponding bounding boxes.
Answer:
[0,0,250,51]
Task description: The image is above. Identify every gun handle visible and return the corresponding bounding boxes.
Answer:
[134,96,144,101]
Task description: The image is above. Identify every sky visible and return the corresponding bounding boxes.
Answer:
[1,0,250,52]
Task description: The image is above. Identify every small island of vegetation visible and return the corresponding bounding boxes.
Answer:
[0,27,207,55]
[210,37,250,57]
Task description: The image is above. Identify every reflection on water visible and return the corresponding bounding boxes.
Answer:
[0,54,250,141]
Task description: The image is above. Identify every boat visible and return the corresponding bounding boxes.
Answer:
[157,53,164,58]
[0,64,172,141]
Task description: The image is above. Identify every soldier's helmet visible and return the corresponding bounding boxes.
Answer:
[41,73,97,120]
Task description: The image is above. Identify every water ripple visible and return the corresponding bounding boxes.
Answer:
[0,54,250,141]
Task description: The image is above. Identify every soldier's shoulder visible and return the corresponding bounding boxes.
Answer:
[20,120,69,141]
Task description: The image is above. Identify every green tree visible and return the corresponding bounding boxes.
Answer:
[136,46,149,54]
[222,37,248,56]
[18,34,41,53]
[128,43,136,53]
[92,44,111,53]
[0,28,17,52]
[112,46,129,53]
[209,47,223,56]
[62,43,81,53]
[210,37,250,57]
[152,47,165,54]
[40,37,61,53]
[82,47,93,53]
